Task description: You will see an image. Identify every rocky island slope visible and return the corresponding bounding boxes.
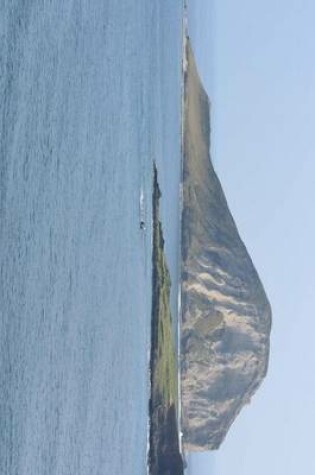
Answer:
[180,40,272,451]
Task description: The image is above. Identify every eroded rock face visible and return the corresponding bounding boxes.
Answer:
[181,40,272,451]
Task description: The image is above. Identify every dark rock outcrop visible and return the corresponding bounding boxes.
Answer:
[180,39,272,451]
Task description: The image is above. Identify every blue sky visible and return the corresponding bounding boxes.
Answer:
[188,1,315,474]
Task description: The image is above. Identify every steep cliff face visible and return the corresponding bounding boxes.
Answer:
[181,40,272,451]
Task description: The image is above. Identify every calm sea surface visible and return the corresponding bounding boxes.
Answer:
[0,2,182,474]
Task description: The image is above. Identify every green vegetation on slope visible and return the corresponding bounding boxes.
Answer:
[153,199,177,406]
[149,165,183,475]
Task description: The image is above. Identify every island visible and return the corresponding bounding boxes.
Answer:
[149,166,184,474]
[180,39,272,451]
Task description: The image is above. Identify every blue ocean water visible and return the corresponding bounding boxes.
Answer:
[0,2,182,474]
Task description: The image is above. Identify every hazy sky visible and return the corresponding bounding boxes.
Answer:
[188,1,315,474]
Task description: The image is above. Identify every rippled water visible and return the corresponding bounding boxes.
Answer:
[0,2,182,474]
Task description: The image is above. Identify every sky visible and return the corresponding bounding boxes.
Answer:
[187,1,315,474]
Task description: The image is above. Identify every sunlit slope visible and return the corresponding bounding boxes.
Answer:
[181,40,272,451]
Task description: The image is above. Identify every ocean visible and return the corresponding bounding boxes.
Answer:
[0,2,182,474]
